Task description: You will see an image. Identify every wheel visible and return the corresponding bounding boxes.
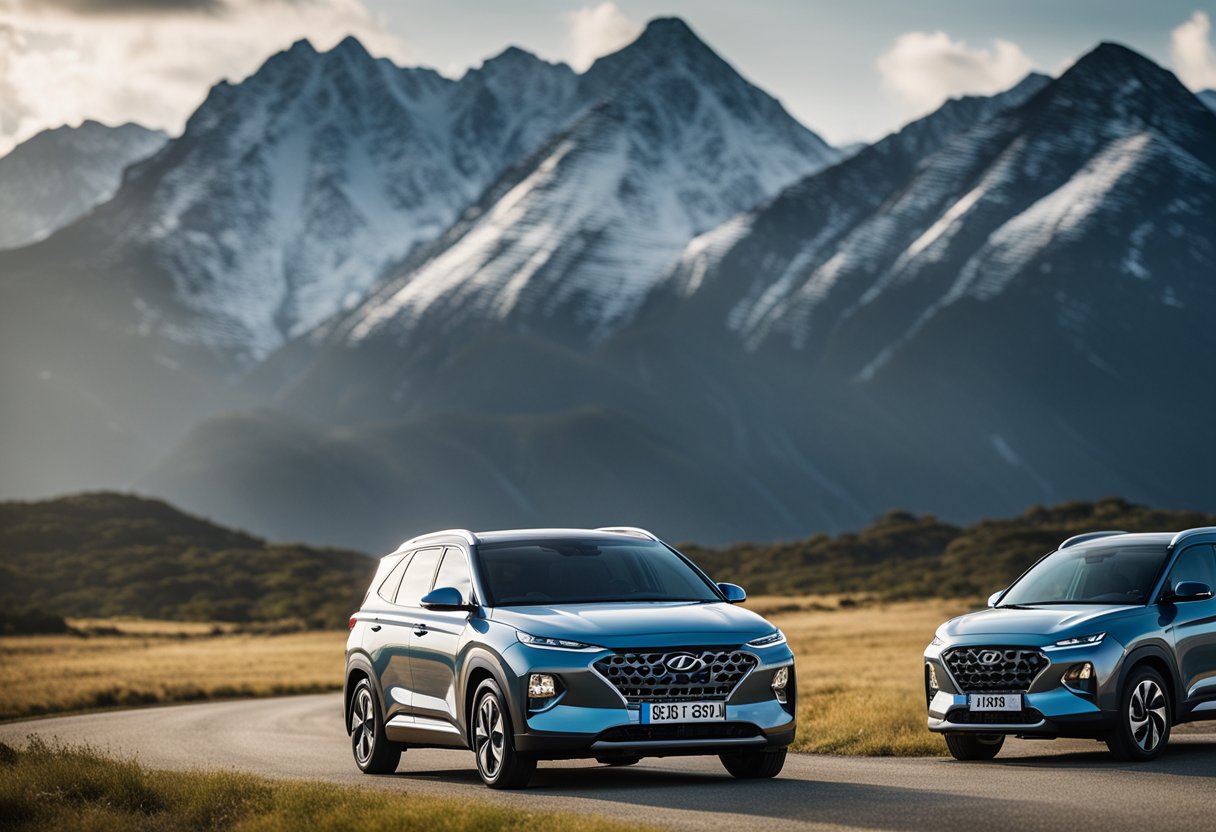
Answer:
[349,678,402,774]
[472,679,536,789]
[719,748,786,779]
[1106,667,1171,761]
[945,733,1004,761]
[595,755,641,766]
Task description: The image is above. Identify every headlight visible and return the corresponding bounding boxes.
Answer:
[771,665,790,703]
[1049,633,1105,649]
[516,631,600,650]
[747,630,786,648]
[930,635,943,647]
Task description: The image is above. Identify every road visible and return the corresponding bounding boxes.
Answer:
[3,695,1214,831]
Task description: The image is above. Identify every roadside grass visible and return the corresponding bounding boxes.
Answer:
[0,623,345,721]
[0,739,652,832]
[2,603,974,757]
[750,596,978,756]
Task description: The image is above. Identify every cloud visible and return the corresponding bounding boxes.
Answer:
[877,30,1035,113]
[1171,11,1216,90]
[565,2,641,71]
[0,0,410,155]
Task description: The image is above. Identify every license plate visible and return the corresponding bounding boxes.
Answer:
[641,701,726,724]
[968,694,1022,712]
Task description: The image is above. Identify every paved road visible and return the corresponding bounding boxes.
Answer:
[3,695,1214,831]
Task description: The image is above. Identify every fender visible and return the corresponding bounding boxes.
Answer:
[343,650,380,735]
[459,648,519,745]
[1116,642,1183,714]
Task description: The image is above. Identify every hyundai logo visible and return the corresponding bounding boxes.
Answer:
[665,653,705,672]
[979,650,1003,665]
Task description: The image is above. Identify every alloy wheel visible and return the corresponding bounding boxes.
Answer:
[475,694,505,780]
[351,686,375,766]
[1128,678,1168,753]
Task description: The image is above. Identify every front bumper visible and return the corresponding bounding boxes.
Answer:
[503,641,797,757]
[923,636,1124,738]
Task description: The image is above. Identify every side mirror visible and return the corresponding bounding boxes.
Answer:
[988,590,1005,608]
[420,586,474,611]
[1163,581,1214,604]
[718,582,747,603]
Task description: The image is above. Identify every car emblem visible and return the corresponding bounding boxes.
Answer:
[979,650,1003,665]
[665,653,705,672]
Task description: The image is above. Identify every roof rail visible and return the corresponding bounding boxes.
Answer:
[399,528,479,548]
[595,526,660,541]
[1170,527,1216,548]
[1059,530,1126,549]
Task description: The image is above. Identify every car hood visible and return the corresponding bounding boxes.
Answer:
[491,601,774,648]
[939,605,1141,641]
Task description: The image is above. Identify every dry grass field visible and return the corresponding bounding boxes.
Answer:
[0,622,345,722]
[1,600,977,755]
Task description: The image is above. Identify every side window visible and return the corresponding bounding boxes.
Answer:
[395,547,443,607]
[376,554,412,604]
[434,547,474,601]
[1168,544,1216,591]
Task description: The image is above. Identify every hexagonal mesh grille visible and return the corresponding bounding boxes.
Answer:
[593,649,757,702]
[943,646,1048,693]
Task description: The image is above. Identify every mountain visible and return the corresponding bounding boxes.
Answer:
[1200,89,1216,112]
[0,492,373,629]
[0,120,165,249]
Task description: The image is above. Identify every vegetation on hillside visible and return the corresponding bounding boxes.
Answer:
[0,493,375,630]
[682,498,1216,598]
[0,739,653,832]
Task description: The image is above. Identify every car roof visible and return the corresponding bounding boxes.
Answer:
[1068,532,1174,548]
[473,528,657,544]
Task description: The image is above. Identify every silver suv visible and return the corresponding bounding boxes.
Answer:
[345,527,796,788]
[925,527,1216,761]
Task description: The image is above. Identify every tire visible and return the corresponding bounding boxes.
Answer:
[472,679,536,789]
[349,678,403,774]
[1106,666,1171,761]
[945,733,1004,761]
[719,748,786,779]
[595,755,641,766]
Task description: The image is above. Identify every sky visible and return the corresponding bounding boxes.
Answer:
[1,0,1214,155]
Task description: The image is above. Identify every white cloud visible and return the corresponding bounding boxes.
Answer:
[877,30,1035,114]
[565,2,641,72]
[1171,11,1216,90]
[0,0,410,154]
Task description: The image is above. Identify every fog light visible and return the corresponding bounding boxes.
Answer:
[772,666,790,703]
[528,673,556,698]
[927,663,940,691]
[1063,662,1096,695]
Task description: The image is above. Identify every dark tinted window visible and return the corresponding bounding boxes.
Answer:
[476,538,719,606]
[434,547,473,601]
[395,547,442,607]
[1168,544,1216,592]
[376,554,411,604]
[1001,543,1170,606]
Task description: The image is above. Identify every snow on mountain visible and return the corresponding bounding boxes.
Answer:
[0,121,166,249]
[115,36,582,363]
[339,18,841,347]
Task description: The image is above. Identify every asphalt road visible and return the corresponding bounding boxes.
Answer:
[3,694,1214,831]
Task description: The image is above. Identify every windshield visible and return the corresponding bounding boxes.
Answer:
[1000,543,1170,606]
[475,538,721,606]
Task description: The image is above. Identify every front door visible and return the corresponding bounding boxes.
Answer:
[1164,543,1216,708]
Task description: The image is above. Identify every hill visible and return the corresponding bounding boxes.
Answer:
[0,493,374,630]
[681,498,1216,599]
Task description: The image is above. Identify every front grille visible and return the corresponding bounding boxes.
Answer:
[597,723,761,743]
[943,646,1049,693]
[593,649,757,702]
[947,707,1043,726]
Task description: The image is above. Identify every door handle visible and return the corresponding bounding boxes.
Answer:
[370,625,381,632]
[414,624,428,637]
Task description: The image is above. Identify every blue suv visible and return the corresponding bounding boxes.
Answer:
[345,527,796,788]
[925,527,1216,761]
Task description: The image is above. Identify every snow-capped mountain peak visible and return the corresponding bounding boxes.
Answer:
[340,17,841,347]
